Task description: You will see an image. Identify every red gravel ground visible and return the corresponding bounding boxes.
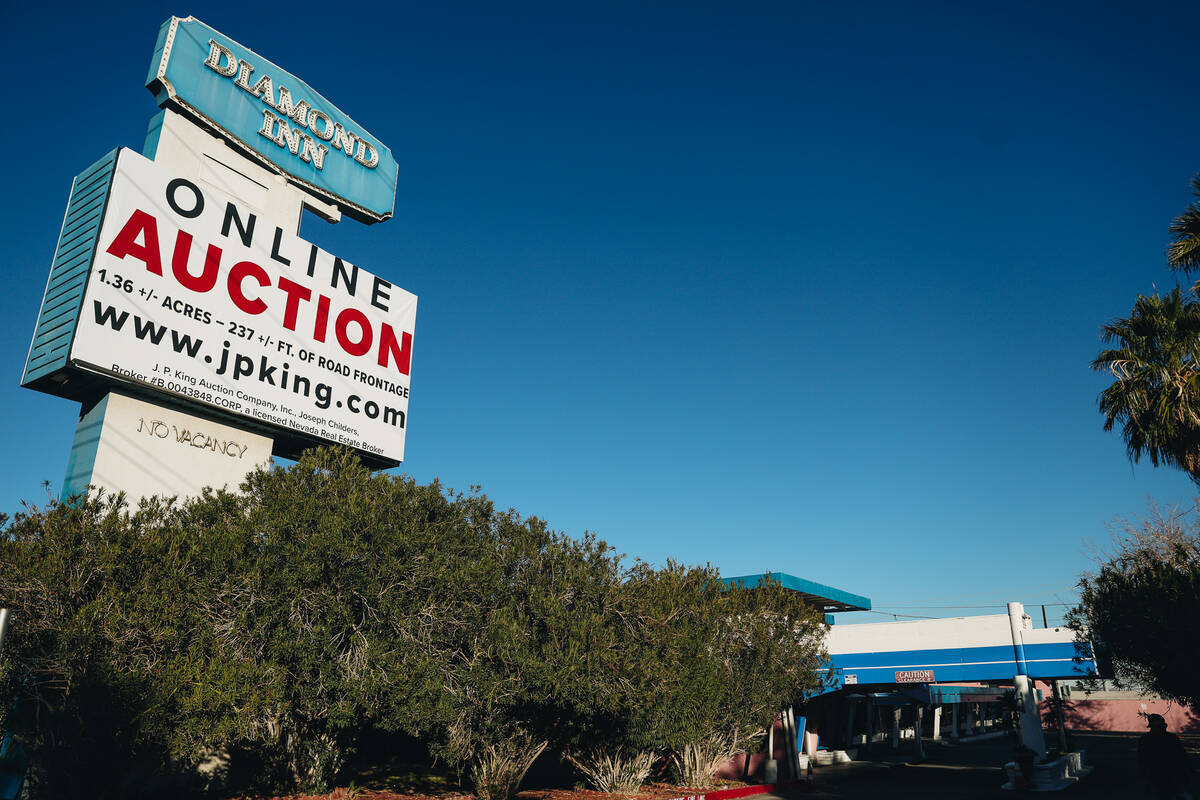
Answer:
[232,781,735,800]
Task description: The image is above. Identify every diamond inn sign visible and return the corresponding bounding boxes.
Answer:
[147,16,399,223]
[22,16,413,502]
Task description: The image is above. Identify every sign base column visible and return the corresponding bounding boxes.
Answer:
[63,392,272,503]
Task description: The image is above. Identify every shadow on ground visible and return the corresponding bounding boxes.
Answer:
[783,732,1199,798]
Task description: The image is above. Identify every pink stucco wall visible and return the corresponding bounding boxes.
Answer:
[716,751,761,781]
[715,717,788,781]
[1036,682,1200,733]
[1049,697,1200,733]
[715,714,801,777]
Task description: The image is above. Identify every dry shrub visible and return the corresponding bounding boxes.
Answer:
[566,748,655,794]
[671,732,743,789]
[470,736,548,800]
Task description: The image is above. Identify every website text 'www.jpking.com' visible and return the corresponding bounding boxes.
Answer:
[91,299,406,446]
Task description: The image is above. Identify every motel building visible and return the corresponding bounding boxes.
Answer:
[719,573,1102,791]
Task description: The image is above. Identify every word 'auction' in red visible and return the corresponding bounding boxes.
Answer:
[104,209,412,376]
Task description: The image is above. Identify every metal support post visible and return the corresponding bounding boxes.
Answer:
[867,699,876,751]
[1051,680,1069,752]
[846,699,857,746]
[914,705,925,759]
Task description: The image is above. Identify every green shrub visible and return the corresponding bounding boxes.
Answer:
[0,447,828,797]
[469,735,547,800]
[567,747,655,793]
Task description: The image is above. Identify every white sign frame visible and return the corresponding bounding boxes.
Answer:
[69,149,416,464]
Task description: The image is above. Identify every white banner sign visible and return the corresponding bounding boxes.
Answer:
[70,149,417,462]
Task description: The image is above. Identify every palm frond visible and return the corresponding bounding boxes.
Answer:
[1167,175,1200,273]
[1093,287,1200,483]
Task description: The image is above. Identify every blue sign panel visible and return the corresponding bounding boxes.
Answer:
[147,16,398,223]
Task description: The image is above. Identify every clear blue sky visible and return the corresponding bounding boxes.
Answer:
[4,1,1198,625]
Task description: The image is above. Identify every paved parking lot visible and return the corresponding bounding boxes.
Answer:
[771,732,1199,798]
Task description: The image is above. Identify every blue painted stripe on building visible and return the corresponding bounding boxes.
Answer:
[827,659,1094,686]
[23,150,118,386]
[1027,658,1096,679]
[820,640,1096,685]
[829,641,1081,671]
[832,644,1014,669]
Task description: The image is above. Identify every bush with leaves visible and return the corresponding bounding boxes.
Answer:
[613,565,827,782]
[469,735,547,800]
[566,747,655,793]
[0,451,494,796]
[1068,504,1200,710]
[670,733,743,789]
[0,448,830,798]
[0,491,214,798]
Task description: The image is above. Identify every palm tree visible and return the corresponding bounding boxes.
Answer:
[1093,287,1200,482]
[1168,176,1200,274]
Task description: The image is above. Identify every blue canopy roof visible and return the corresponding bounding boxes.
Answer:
[723,572,871,613]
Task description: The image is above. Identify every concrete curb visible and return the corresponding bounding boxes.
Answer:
[663,782,791,800]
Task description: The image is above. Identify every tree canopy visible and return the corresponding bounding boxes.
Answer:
[1068,505,1200,711]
